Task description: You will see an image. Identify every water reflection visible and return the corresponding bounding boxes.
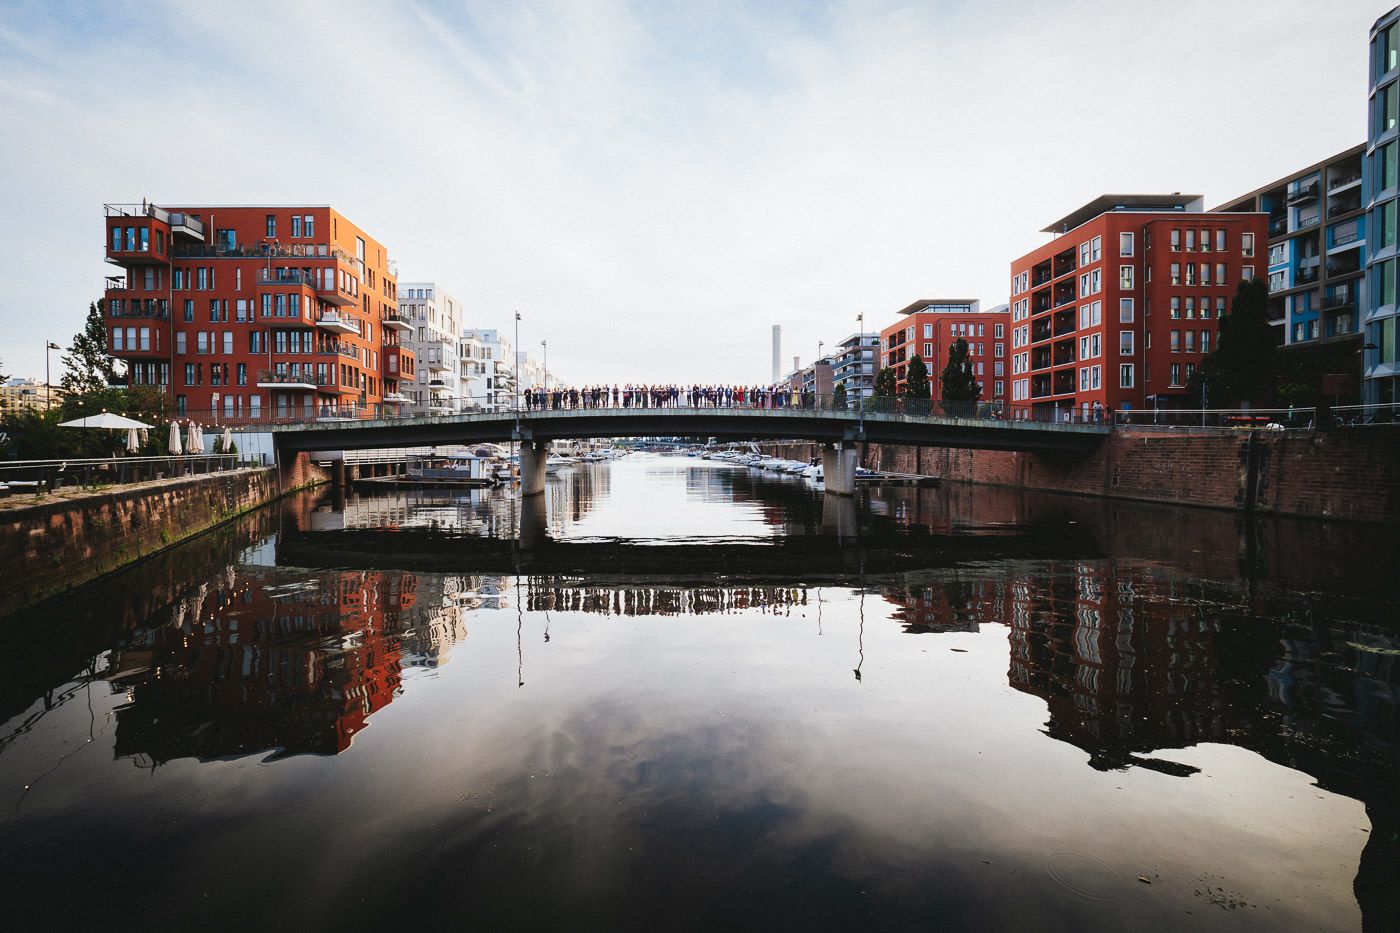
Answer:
[2,458,1398,929]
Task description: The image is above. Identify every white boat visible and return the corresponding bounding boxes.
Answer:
[804,464,824,481]
[545,455,574,474]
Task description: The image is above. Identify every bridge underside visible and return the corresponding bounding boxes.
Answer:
[270,410,1107,455]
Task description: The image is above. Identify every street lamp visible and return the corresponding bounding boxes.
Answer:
[513,311,521,425]
[856,313,865,431]
[541,339,548,393]
[44,341,60,410]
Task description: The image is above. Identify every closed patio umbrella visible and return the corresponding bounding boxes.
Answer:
[186,422,199,454]
[168,421,183,455]
[126,428,140,454]
[222,427,233,453]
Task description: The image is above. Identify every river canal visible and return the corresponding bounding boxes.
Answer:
[1,454,1396,930]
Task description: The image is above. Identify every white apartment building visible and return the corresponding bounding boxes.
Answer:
[398,282,462,413]
[516,350,554,391]
[460,328,515,410]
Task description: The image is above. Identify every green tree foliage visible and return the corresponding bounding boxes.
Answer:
[872,367,899,398]
[1,385,169,460]
[939,338,981,409]
[831,382,848,409]
[59,300,118,398]
[903,355,930,399]
[1194,279,1276,405]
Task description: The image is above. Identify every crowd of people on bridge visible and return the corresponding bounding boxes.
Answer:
[522,384,818,411]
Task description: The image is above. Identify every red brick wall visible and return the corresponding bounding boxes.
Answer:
[765,428,1399,522]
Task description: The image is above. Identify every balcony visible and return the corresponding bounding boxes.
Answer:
[1031,349,1052,371]
[1294,265,1320,286]
[382,312,413,333]
[1053,312,1076,338]
[424,354,452,373]
[1052,372,1076,395]
[1326,253,1362,277]
[108,298,170,320]
[1052,283,1076,308]
[1030,376,1052,399]
[1052,248,1076,279]
[258,269,317,289]
[383,393,410,404]
[1327,172,1362,192]
[256,370,331,391]
[1323,286,1357,309]
[318,344,360,361]
[1031,321,1052,343]
[315,312,361,336]
[1031,261,1053,287]
[1286,182,1319,205]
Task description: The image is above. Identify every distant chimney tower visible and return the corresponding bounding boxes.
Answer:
[772,325,782,383]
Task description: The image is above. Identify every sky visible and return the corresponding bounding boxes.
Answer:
[0,0,1383,384]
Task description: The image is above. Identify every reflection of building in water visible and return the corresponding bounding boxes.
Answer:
[1004,562,1227,773]
[105,566,504,763]
[526,581,808,617]
[544,463,608,534]
[880,577,1002,633]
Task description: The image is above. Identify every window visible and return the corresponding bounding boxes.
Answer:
[1120,232,1134,256]
[183,299,194,322]
[994,380,1004,396]
[112,327,124,351]
[1216,296,1227,317]
[923,342,933,358]
[1201,264,1211,286]
[1120,331,1134,354]
[1091,269,1101,294]
[1185,330,1195,352]
[923,323,932,339]
[1080,241,1091,266]
[265,214,277,238]
[994,323,1004,338]
[237,363,247,386]
[1170,297,1181,319]
[291,215,303,238]
[1215,262,1226,286]
[1215,230,1226,252]
[1200,330,1211,354]
[1170,363,1182,386]
[304,215,315,237]
[1241,233,1255,257]
[1120,364,1134,388]
[1120,298,1134,322]
[1120,265,1133,289]
[1170,229,1181,251]
[1170,330,1181,351]
[1185,263,1196,285]
[1185,297,1195,318]
[1080,273,1090,297]
[222,332,233,354]
[184,363,195,386]
[1242,265,1255,280]
[175,332,186,354]
[1381,80,1400,134]
[1185,230,1196,251]
[1170,263,1181,285]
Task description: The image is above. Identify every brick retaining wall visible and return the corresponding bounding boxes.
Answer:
[1,458,330,613]
[764,428,1399,523]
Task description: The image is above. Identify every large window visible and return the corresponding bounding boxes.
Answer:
[1119,298,1134,322]
[1382,21,1400,78]
[1120,232,1134,256]
[1381,200,1398,249]
[1119,364,1134,388]
[1381,80,1400,134]
[1120,331,1134,355]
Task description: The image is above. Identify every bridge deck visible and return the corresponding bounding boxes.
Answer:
[264,406,1110,453]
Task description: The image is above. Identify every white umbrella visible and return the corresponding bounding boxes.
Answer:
[58,412,153,430]
[222,427,233,453]
[168,421,183,455]
[186,421,199,455]
[126,428,140,454]
[139,427,149,444]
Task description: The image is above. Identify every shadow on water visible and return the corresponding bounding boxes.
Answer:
[1,459,1398,929]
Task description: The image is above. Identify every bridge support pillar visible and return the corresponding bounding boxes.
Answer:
[822,443,858,496]
[519,491,548,549]
[520,441,548,496]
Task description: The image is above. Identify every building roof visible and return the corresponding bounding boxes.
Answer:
[1211,142,1365,212]
[890,299,984,318]
[1042,194,1204,234]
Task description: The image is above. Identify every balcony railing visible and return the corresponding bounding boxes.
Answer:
[258,269,317,287]
[1328,173,1362,191]
[108,300,170,319]
[318,345,360,360]
[104,203,204,238]
[1287,182,1319,205]
[315,312,361,336]
[256,370,335,389]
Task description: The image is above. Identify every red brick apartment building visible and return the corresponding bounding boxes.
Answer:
[1008,195,1268,419]
[103,203,414,420]
[878,299,1010,404]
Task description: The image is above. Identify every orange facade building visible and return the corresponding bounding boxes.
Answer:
[1008,195,1268,419]
[103,203,414,420]
[878,299,1010,404]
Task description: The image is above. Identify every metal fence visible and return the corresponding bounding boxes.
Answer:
[0,454,250,497]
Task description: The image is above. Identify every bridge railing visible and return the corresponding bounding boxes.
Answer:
[1114,402,1399,431]
[177,394,1121,430]
[0,454,246,497]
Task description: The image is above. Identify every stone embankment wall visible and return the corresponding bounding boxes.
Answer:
[764,428,1400,523]
[1,456,330,612]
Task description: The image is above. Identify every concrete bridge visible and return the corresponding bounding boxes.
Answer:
[266,406,1110,495]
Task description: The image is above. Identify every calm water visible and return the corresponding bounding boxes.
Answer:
[1,454,1397,931]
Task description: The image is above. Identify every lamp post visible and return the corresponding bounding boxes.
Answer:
[856,313,865,432]
[541,339,548,393]
[44,341,60,410]
[513,311,521,424]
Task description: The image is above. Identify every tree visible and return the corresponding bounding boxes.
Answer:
[59,300,118,398]
[1200,278,1276,406]
[831,382,848,409]
[940,338,981,412]
[903,355,930,399]
[872,367,899,398]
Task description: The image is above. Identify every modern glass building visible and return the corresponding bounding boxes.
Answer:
[1365,6,1400,404]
